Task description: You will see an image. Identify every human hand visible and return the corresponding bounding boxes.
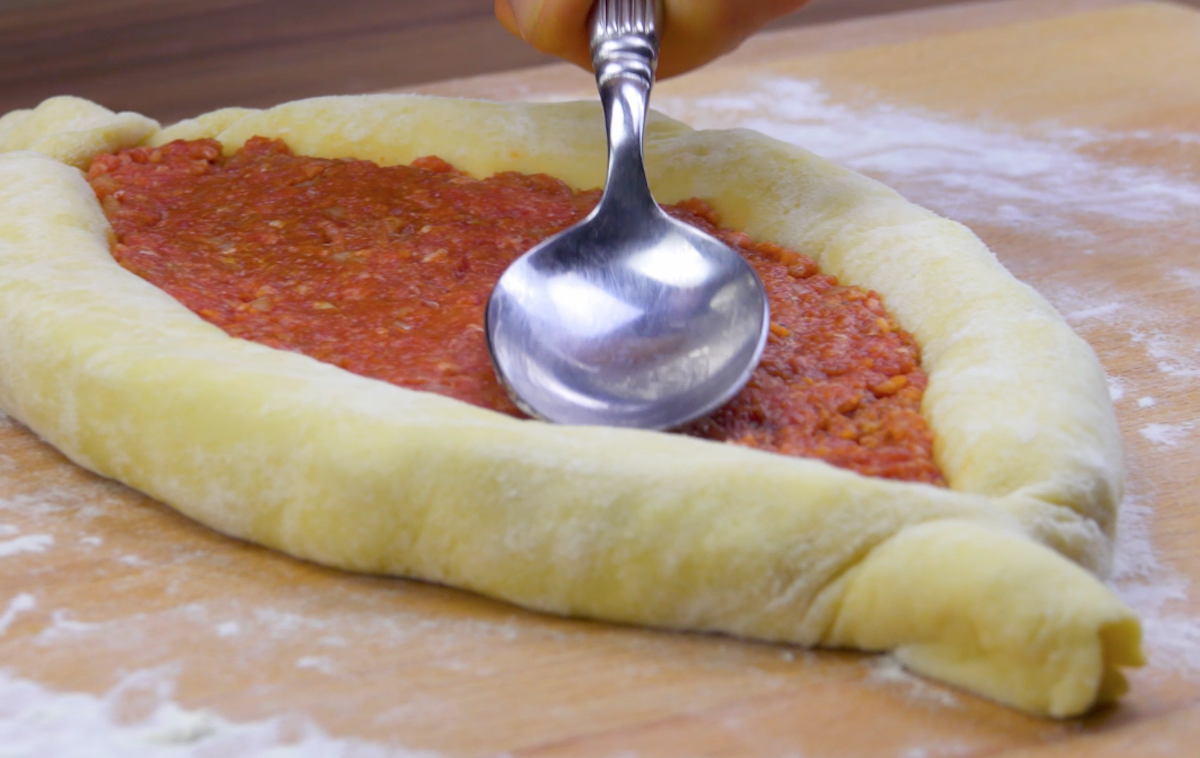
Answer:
[495,0,812,79]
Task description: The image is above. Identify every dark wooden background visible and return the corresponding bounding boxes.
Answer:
[3,0,1196,124]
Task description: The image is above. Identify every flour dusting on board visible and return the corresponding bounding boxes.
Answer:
[0,668,431,757]
[1111,491,1200,673]
[656,77,1200,235]
[866,658,961,710]
[1139,423,1194,447]
[0,593,35,635]
[0,533,53,557]
[1056,288,1200,676]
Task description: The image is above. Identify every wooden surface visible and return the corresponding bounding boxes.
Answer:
[5,0,1200,123]
[3,0,1200,755]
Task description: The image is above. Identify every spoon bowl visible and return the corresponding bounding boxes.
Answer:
[485,0,769,429]
[487,199,768,429]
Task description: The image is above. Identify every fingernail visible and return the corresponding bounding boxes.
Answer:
[507,0,545,39]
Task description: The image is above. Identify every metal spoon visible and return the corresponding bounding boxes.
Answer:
[485,0,769,430]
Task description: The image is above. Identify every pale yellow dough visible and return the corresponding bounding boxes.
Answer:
[0,95,1142,717]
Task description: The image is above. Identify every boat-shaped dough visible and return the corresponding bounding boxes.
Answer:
[0,95,1142,717]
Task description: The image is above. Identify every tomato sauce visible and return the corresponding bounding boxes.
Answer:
[88,137,944,485]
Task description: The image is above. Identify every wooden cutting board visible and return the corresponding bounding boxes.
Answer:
[2,0,1198,754]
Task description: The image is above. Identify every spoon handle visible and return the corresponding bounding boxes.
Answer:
[589,0,663,213]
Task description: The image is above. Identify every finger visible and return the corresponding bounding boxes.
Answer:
[495,0,811,78]
[495,0,521,38]
[499,0,594,71]
[656,0,811,78]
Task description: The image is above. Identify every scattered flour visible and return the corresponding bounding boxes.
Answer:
[1131,330,1200,381]
[1048,294,1200,677]
[1139,423,1195,448]
[0,490,114,522]
[1107,376,1126,403]
[0,593,35,635]
[655,77,1200,236]
[1169,267,1200,290]
[295,657,339,677]
[898,746,974,758]
[1047,287,1200,405]
[0,668,431,758]
[866,657,961,710]
[1067,302,1124,322]
[1111,492,1200,674]
[0,534,53,558]
[33,609,106,646]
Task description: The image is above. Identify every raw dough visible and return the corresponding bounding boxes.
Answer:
[0,95,1142,717]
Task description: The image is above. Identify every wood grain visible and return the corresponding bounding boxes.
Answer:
[4,0,1197,123]
[2,0,1199,755]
